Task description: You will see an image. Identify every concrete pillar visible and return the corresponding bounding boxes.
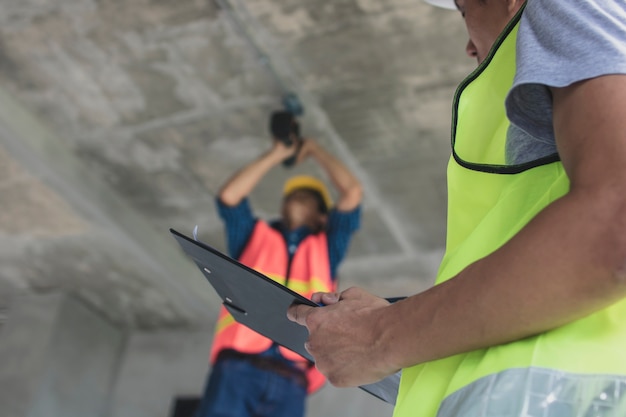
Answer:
[0,292,126,417]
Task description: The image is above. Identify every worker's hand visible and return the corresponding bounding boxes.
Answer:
[294,138,318,164]
[311,291,340,306]
[287,287,398,387]
[271,138,300,162]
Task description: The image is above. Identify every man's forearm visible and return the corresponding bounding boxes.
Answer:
[379,186,626,371]
[308,142,362,211]
[218,149,283,206]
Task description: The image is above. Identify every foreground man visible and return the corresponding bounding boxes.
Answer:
[289,1,626,416]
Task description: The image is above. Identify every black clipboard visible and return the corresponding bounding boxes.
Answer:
[170,228,400,404]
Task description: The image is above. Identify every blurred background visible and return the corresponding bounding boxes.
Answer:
[0,0,474,416]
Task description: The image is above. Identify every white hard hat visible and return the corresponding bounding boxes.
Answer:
[423,0,457,10]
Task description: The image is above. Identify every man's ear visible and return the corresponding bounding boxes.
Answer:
[508,0,525,14]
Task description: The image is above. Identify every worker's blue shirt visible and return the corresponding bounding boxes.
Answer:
[215,197,361,280]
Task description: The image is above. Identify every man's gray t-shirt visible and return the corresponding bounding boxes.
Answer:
[504,0,626,165]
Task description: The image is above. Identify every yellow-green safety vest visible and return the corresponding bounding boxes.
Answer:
[393,8,626,417]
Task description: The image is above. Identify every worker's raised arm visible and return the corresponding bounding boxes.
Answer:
[218,140,297,206]
[296,139,363,212]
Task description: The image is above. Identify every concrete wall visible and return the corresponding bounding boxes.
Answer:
[0,293,126,417]
[0,292,393,417]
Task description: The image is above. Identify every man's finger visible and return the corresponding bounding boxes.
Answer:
[311,291,339,305]
[287,303,314,326]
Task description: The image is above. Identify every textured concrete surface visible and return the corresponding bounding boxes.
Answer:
[0,0,477,415]
[0,293,125,417]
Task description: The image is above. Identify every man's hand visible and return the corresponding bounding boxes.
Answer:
[287,287,399,387]
[271,138,300,162]
[294,138,317,164]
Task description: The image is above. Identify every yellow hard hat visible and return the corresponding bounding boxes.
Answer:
[283,175,333,211]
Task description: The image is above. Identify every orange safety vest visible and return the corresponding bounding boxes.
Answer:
[209,221,335,393]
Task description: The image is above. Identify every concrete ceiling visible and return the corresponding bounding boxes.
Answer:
[0,0,476,330]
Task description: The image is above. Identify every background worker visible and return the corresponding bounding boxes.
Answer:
[194,110,363,417]
[288,1,626,416]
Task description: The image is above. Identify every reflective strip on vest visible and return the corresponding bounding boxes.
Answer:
[210,221,334,393]
[393,7,626,417]
[437,367,626,417]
